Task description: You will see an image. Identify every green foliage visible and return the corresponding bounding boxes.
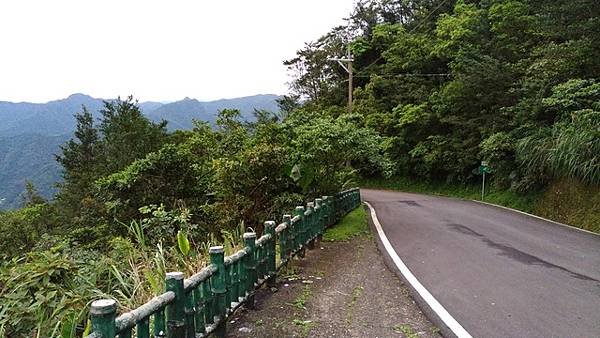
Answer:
[53,97,169,245]
[96,143,209,223]
[177,230,191,256]
[285,0,600,190]
[98,97,168,174]
[21,181,47,208]
[134,204,196,247]
[286,111,392,194]
[0,248,109,337]
[0,204,57,258]
[518,79,600,185]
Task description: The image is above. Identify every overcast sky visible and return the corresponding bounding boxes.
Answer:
[0,1,354,103]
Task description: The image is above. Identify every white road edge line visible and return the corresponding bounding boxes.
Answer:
[472,200,599,237]
[364,201,473,338]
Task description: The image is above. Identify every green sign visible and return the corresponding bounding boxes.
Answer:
[479,165,491,174]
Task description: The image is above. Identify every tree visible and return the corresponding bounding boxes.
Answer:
[20,181,46,208]
[98,97,168,174]
[55,107,99,191]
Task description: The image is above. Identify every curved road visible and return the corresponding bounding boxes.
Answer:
[361,189,600,338]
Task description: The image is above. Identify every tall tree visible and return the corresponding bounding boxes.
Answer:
[55,107,100,202]
[98,96,168,174]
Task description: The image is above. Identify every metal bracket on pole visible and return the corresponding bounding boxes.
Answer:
[328,57,353,73]
[328,55,354,112]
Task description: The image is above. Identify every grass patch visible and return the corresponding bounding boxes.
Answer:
[361,176,541,213]
[323,207,369,241]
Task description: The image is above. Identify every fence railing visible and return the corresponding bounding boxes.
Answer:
[86,187,361,338]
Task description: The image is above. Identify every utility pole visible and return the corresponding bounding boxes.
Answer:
[328,44,354,113]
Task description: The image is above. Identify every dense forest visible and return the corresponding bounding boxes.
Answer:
[285,0,599,190]
[0,0,598,336]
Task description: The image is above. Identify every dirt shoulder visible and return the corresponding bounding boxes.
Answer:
[227,209,440,337]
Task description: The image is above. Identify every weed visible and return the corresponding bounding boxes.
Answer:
[345,285,364,324]
[293,319,315,337]
[350,286,364,305]
[393,324,418,338]
[281,264,300,280]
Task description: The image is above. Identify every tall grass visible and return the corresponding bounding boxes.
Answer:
[0,219,248,337]
[517,110,599,185]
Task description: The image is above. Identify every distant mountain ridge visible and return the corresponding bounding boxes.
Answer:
[0,93,280,137]
[0,93,281,209]
[145,94,281,130]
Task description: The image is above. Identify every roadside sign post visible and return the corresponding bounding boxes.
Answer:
[482,170,486,200]
[479,161,490,200]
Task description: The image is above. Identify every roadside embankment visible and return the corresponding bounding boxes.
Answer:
[361,176,599,234]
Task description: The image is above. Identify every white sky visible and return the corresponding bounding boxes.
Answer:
[0,0,354,103]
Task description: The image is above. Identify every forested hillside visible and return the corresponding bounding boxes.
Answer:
[284,0,599,192]
[0,0,598,336]
[0,94,279,209]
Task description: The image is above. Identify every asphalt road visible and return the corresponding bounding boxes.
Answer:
[361,189,600,338]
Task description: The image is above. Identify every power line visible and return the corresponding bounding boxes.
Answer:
[406,0,452,35]
[352,73,452,78]
[358,0,453,72]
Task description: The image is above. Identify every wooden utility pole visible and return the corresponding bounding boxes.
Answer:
[329,44,354,113]
[348,52,353,112]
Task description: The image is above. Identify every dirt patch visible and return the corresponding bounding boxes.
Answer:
[227,235,439,337]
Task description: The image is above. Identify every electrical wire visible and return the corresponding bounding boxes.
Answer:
[353,73,452,78]
[358,0,453,72]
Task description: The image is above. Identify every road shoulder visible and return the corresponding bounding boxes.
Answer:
[228,207,439,337]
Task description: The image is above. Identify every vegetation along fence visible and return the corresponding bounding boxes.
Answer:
[86,188,361,338]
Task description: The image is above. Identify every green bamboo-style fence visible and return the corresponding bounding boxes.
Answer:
[86,188,361,338]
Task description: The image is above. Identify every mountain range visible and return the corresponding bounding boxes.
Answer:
[0,93,280,209]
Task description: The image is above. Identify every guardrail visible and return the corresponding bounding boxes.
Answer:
[86,188,361,338]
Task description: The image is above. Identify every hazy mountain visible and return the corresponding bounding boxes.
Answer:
[138,101,164,113]
[0,93,281,209]
[145,97,208,130]
[0,133,68,209]
[145,94,280,130]
[0,94,105,137]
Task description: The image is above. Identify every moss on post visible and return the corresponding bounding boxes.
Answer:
[264,221,277,286]
[154,308,166,337]
[165,272,185,338]
[307,202,316,249]
[243,232,257,309]
[295,206,306,257]
[209,246,226,336]
[316,198,324,242]
[283,214,292,258]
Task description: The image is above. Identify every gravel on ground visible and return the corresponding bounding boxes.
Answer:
[227,230,439,337]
